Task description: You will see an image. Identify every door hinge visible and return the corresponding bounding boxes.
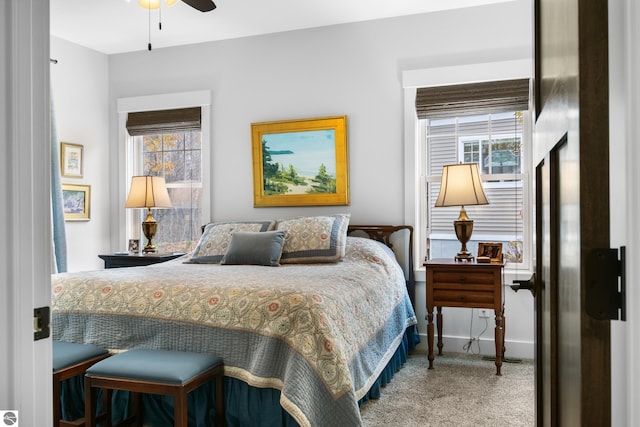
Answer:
[586,246,626,321]
[34,306,50,340]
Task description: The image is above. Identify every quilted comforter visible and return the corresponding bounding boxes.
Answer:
[52,236,417,426]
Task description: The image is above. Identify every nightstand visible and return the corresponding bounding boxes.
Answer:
[98,253,185,269]
[425,258,505,375]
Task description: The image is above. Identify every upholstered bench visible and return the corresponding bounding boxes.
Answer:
[53,341,111,427]
[84,349,225,427]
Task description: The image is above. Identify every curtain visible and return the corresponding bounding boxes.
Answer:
[51,86,67,273]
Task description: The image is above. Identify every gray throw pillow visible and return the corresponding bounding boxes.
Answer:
[188,220,276,264]
[220,230,287,267]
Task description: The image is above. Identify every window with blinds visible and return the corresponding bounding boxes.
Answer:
[126,107,203,253]
[418,79,530,265]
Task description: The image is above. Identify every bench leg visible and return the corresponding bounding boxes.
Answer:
[174,389,188,427]
[215,376,225,427]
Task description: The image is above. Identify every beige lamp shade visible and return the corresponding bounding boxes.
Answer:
[125,176,172,209]
[435,163,489,208]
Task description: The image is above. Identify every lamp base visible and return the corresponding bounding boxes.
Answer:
[454,218,474,262]
[142,242,157,254]
[455,252,475,262]
[141,210,158,254]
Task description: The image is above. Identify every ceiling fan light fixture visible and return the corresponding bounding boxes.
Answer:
[138,0,178,10]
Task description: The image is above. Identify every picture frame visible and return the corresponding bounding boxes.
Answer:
[477,242,503,263]
[128,239,140,254]
[251,115,349,207]
[62,184,91,221]
[61,142,84,178]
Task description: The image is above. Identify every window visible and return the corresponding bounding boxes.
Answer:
[131,130,203,252]
[118,91,211,254]
[416,79,530,268]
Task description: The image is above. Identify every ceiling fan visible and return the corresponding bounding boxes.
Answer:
[138,0,216,13]
[180,0,216,12]
[138,0,216,50]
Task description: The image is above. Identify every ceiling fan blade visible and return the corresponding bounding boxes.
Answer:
[181,0,216,12]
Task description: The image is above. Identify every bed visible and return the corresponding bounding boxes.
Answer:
[52,215,418,427]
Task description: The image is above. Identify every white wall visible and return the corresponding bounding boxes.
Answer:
[107,0,532,223]
[50,38,110,272]
[53,0,535,355]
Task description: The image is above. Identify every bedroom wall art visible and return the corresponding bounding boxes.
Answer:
[251,115,349,207]
[60,142,84,178]
[62,183,91,221]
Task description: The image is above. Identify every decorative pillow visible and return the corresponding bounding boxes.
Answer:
[275,213,350,263]
[188,220,276,264]
[220,230,287,266]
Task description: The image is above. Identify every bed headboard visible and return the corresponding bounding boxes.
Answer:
[347,225,415,309]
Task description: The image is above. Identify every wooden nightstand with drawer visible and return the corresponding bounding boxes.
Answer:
[425,258,505,375]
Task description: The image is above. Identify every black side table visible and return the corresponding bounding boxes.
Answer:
[98,253,185,269]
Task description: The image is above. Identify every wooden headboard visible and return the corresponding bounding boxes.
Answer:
[347,225,415,309]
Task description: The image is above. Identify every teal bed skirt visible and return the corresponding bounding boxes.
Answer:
[60,325,419,426]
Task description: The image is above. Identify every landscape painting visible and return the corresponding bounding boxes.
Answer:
[251,116,349,207]
[62,183,91,221]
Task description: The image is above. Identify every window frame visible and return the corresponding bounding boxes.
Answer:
[422,112,532,270]
[116,91,211,253]
[402,60,533,282]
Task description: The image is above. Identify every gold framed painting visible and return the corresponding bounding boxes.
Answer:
[61,142,84,178]
[477,242,503,263]
[251,115,349,207]
[62,183,91,221]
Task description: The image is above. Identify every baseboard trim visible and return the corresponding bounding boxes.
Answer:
[416,333,534,360]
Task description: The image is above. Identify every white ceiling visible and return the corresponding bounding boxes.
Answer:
[50,0,509,55]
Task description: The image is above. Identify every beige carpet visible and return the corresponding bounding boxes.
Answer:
[360,345,534,426]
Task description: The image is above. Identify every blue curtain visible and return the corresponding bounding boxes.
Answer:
[51,86,67,273]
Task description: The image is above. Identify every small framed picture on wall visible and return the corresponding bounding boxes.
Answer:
[61,142,84,178]
[62,183,90,221]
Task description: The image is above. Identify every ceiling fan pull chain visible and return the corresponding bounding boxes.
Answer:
[159,1,163,30]
[148,4,152,50]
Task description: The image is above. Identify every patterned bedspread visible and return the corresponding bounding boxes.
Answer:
[52,236,417,427]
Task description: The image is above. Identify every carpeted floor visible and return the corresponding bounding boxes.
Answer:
[360,344,535,426]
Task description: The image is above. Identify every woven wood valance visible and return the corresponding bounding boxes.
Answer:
[126,107,201,136]
[415,78,530,119]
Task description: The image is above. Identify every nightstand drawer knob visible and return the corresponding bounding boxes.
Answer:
[459,276,466,282]
[459,295,466,300]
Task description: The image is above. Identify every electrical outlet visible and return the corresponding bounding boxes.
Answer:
[478,309,490,319]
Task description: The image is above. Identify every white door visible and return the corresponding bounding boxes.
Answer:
[0,1,53,426]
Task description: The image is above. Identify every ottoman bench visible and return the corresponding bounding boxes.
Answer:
[84,349,225,427]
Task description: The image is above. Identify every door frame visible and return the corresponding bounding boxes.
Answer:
[0,1,53,425]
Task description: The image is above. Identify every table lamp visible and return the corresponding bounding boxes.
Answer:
[125,175,172,253]
[435,163,489,261]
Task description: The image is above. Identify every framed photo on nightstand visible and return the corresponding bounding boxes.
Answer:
[478,242,503,263]
[128,239,140,254]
